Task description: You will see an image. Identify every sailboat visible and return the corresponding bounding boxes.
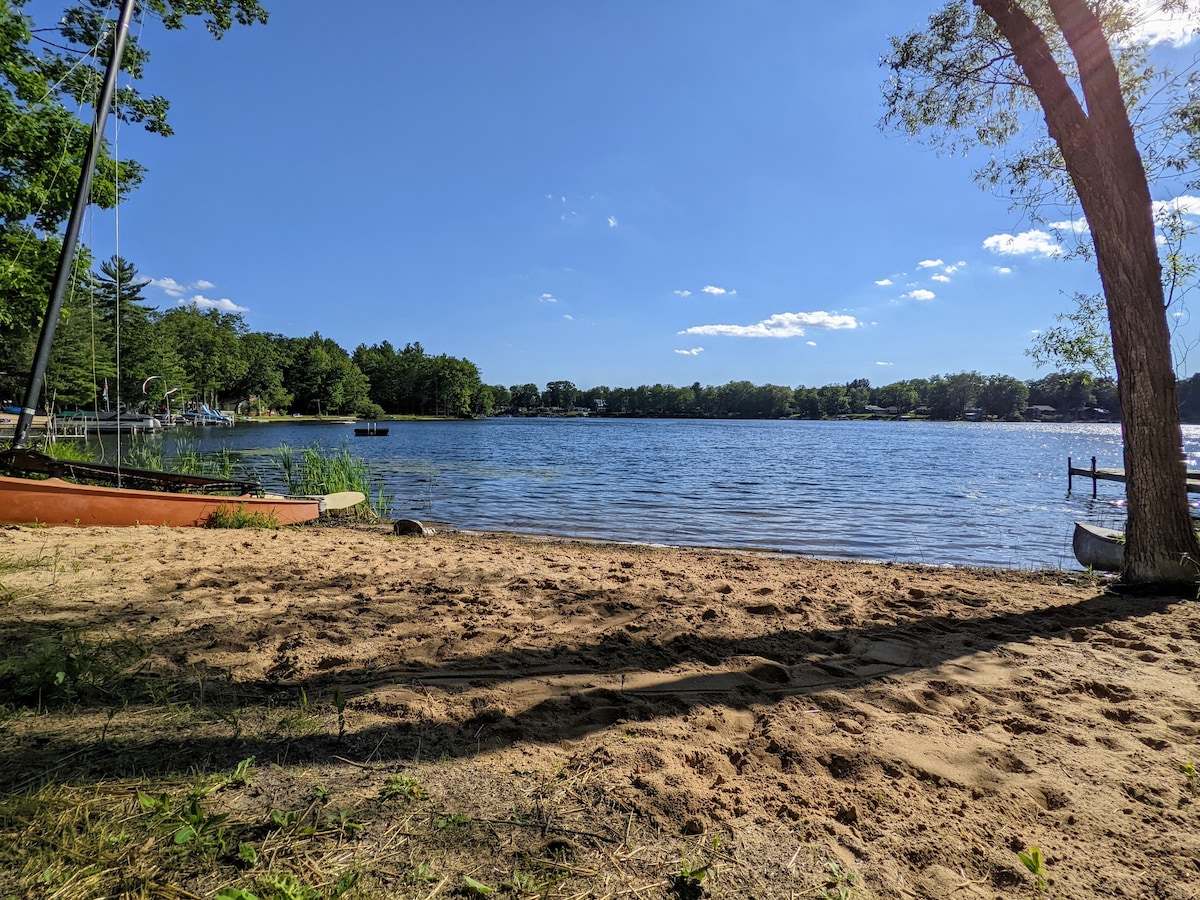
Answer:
[0,1,328,527]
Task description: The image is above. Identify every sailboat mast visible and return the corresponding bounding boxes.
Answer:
[8,0,137,451]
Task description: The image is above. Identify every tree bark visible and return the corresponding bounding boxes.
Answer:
[976,0,1200,583]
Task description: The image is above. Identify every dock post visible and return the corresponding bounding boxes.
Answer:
[1091,456,1098,499]
[1068,457,1072,493]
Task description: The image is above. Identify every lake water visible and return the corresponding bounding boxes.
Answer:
[122,418,1200,570]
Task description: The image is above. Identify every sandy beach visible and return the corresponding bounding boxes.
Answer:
[1,522,1198,899]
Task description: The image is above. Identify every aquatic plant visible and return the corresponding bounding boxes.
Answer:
[122,435,165,471]
[170,439,236,479]
[275,443,391,519]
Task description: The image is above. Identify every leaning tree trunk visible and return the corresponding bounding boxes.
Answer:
[1088,184,1200,583]
[977,0,1200,584]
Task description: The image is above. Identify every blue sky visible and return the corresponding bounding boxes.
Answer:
[71,1,1200,390]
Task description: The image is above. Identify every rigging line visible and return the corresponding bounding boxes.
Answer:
[114,97,122,465]
[110,0,148,468]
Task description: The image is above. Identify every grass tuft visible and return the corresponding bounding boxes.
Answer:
[276,443,391,519]
[206,504,280,529]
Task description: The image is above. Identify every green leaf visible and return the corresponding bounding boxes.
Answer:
[1018,846,1043,874]
[462,874,495,894]
[174,825,196,844]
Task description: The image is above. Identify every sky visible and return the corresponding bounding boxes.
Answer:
[53,0,1200,391]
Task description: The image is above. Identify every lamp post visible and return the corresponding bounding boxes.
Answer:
[142,376,179,425]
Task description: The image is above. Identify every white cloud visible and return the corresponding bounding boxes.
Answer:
[806,340,817,346]
[673,289,692,298]
[931,274,950,283]
[917,258,944,269]
[180,294,248,313]
[1128,2,1198,46]
[1155,195,1200,217]
[153,277,245,312]
[678,310,859,338]
[539,293,557,303]
[876,361,894,366]
[607,216,618,228]
[150,277,185,296]
[1049,216,1089,234]
[982,229,1062,257]
[151,277,214,298]
[903,289,935,301]
[701,285,736,296]
[994,266,1013,275]
[874,278,893,286]
[564,314,574,321]
[674,347,704,356]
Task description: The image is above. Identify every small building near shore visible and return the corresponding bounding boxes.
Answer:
[1024,404,1057,421]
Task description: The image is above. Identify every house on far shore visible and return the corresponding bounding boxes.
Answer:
[963,407,985,421]
[864,404,898,417]
[1024,404,1057,421]
[1072,406,1113,422]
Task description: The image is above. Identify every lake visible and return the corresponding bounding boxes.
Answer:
[125,417,1200,570]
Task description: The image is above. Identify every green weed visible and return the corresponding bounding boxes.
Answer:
[275,688,322,736]
[172,797,230,854]
[1018,846,1048,893]
[462,874,496,895]
[381,774,427,801]
[819,859,860,900]
[0,630,146,707]
[206,503,279,529]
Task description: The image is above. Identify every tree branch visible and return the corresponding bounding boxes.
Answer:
[974,0,1091,152]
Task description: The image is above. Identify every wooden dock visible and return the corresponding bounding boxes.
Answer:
[1068,456,1200,497]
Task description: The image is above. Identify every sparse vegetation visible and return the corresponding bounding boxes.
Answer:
[36,438,94,461]
[206,503,280,529]
[1018,846,1048,893]
[172,438,237,479]
[277,443,390,519]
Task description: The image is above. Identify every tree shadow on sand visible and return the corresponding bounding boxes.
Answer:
[0,582,1189,789]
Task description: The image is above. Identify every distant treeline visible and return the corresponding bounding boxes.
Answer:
[495,372,1124,421]
[15,259,1200,423]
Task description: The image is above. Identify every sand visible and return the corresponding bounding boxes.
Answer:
[1,522,1199,898]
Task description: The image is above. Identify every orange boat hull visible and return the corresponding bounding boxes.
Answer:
[0,475,321,527]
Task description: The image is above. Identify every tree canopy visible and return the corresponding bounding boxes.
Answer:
[0,0,268,378]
